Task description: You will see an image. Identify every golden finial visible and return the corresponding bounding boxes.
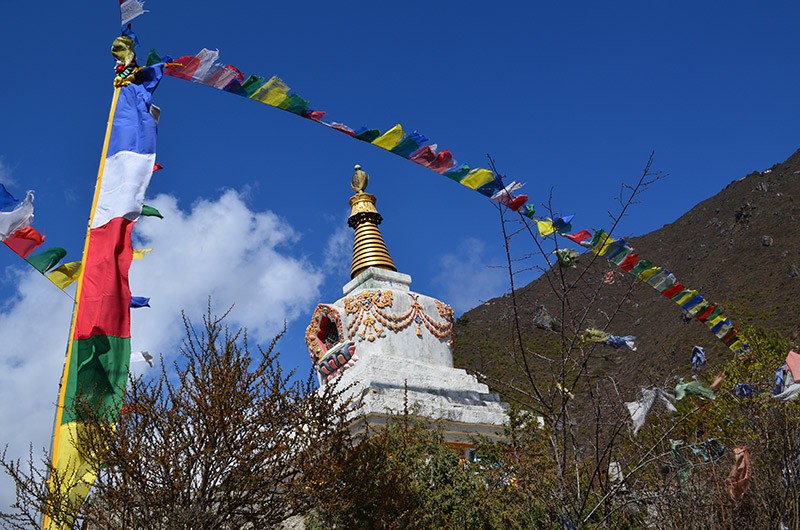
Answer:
[347,166,396,279]
[351,164,369,194]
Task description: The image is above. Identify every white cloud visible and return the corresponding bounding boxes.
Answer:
[433,238,507,315]
[323,224,353,280]
[0,190,324,507]
[129,190,324,354]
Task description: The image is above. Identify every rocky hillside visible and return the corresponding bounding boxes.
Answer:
[453,149,800,407]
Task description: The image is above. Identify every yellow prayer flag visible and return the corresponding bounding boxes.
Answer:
[593,233,616,256]
[673,290,698,306]
[46,422,100,529]
[729,340,746,352]
[371,124,404,150]
[707,314,727,329]
[250,76,289,106]
[638,266,662,282]
[132,248,153,260]
[537,219,556,237]
[460,168,494,190]
[46,261,82,290]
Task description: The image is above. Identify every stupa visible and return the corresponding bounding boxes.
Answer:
[305,166,507,446]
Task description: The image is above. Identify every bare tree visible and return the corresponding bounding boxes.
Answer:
[1,305,357,530]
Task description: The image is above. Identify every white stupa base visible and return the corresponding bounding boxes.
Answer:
[333,354,508,445]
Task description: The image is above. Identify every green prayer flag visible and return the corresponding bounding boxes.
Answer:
[141,205,164,219]
[628,259,653,277]
[146,48,162,67]
[355,129,381,142]
[26,247,67,273]
[443,164,471,182]
[241,75,266,97]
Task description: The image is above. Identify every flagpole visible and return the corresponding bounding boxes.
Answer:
[42,85,122,530]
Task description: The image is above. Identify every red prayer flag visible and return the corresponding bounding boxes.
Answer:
[696,305,716,321]
[428,150,455,174]
[166,55,203,80]
[4,226,45,258]
[409,145,438,167]
[303,110,326,121]
[662,283,685,299]
[619,253,639,271]
[564,229,592,244]
[507,195,528,211]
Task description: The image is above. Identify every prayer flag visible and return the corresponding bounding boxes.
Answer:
[672,289,698,306]
[0,183,16,210]
[26,247,67,273]
[4,225,44,258]
[429,150,456,174]
[141,204,163,218]
[476,179,504,197]
[460,168,494,190]
[608,245,633,266]
[331,122,356,136]
[168,54,204,81]
[443,164,470,182]
[372,124,405,150]
[47,261,82,290]
[564,229,592,244]
[521,204,536,218]
[661,283,685,298]
[278,94,310,115]
[240,74,266,97]
[591,230,616,256]
[391,131,428,157]
[45,64,164,530]
[409,144,438,167]
[303,110,326,121]
[130,296,151,308]
[553,215,574,234]
[628,259,653,277]
[0,191,34,239]
[130,350,154,367]
[506,194,528,211]
[206,64,245,90]
[537,219,556,237]
[491,181,524,206]
[119,0,146,26]
[619,253,639,272]
[354,127,381,142]
[250,76,289,106]
[132,248,152,260]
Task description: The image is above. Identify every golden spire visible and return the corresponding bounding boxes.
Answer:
[348,165,397,279]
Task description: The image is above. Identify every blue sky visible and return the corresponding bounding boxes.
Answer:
[0,0,798,502]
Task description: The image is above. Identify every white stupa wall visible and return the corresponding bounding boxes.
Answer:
[307,267,508,444]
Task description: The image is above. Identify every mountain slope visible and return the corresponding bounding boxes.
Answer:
[453,148,800,405]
